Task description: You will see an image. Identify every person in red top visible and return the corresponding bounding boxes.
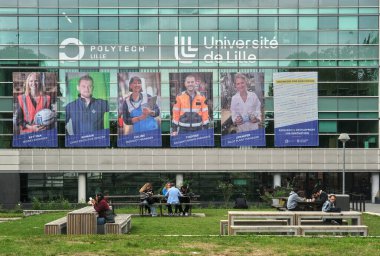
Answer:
[91,192,110,225]
[15,72,52,134]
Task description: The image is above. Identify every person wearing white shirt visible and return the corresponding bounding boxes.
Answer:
[230,73,262,133]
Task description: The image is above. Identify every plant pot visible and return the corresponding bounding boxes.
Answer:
[271,198,279,206]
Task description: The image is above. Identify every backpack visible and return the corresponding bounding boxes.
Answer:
[233,197,248,209]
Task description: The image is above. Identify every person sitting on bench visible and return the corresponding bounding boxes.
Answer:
[287,187,305,211]
[322,194,342,224]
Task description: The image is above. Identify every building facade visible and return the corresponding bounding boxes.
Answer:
[0,0,379,206]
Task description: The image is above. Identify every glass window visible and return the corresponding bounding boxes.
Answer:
[219,17,238,30]
[119,0,138,7]
[139,0,157,7]
[159,17,178,30]
[0,16,17,30]
[340,0,358,6]
[119,32,138,44]
[59,16,78,30]
[339,46,358,58]
[279,17,297,30]
[359,0,378,6]
[99,17,118,30]
[279,0,297,7]
[39,17,58,30]
[139,17,158,30]
[279,32,298,44]
[339,31,358,44]
[139,32,158,44]
[319,121,337,133]
[119,17,138,30]
[278,46,297,59]
[199,17,217,30]
[98,32,118,44]
[219,0,238,7]
[299,17,317,30]
[239,17,258,30]
[19,32,38,44]
[78,0,94,7]
[320,0,338,6]
[319,17,338,29]
[79,31,99,44]
[259,17,278,30]
[179,17,198,30]
[259,0,278,7]
[77,17,97,30]
[359,46,378,59]
[359,31,378,44]
[339,16,358,29]
[319,46,338,59]
[299,31,318,44]
[39,32,59,44]
[359,16,378,29]
[239,0,258,7]
[319,31,338,44]
[0,31,17,44]
[160,0,178,7]
[59,0,78,8]
[99,0,118,7]
[358,98,378,111]
[19,17,38,30]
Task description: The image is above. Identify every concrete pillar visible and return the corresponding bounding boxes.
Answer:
[78,173,87,203]
[371,172,379,203]
[273,173,281,188]
[176,174,183,188]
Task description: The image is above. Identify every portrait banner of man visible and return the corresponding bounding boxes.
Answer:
[65,72,110,147]
[117,72,162,147]
[221,72,266,147]
[12,72,58,147]
[169,72,214,147]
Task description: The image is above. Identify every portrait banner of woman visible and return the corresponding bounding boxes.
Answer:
[117,72,162,147]
[220,72,266,147]
[65,72,110,147]
[12,72,58,147]
[169,72,214,147]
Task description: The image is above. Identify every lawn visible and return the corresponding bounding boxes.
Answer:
[0,208,379,255]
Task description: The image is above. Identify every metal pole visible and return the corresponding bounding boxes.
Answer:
[342,141,346,194]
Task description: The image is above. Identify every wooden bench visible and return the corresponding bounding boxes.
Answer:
[105,214,132,234]
[44,216,67,235]
[230,225,300,235]
[299,225,368,236]
[220,219,288,235]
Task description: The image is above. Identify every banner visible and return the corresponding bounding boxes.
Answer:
[12,72,58,147]
[65,72,110,147]
[117,72,162,147]
[273,72,319,147]
[169,72,214,147]
[221,72,265,147]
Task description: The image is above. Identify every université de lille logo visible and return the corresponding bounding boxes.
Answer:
[174,36,198,64]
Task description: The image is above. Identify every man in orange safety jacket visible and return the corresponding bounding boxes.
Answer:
[171,74,209,135]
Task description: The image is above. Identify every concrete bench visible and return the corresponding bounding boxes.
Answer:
[67,206,97,235]
[105,214,132,234]
[44,216,67,235]
[299,225,368,236]
[220,219,288,235]
[300,219,348,225]
[229,225,300,236]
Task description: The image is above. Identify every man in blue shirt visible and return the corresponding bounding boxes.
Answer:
[65,75,109,135]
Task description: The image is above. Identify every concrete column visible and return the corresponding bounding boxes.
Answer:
[371,172,379,203]
[176,174,183,187]
[273,173,281,188]
[78,173,87,203]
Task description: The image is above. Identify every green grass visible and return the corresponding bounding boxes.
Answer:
[0,208,379,255]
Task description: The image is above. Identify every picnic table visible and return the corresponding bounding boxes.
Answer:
[294,211,362,225]
[67,206,97,235]
[108,194,200,216]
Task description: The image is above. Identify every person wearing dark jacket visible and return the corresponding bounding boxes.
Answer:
[312,188,328,211]
[91,192,110,225]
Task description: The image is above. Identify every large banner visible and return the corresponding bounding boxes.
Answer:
[273,72,319,147]
[169,72,214,147]
[65,72,110,147]
[117,72,162,147]
[13,72,58,147]
[221,72,265,147]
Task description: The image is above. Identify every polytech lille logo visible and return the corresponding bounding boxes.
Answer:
[59,38,85,63]
[174,36,198,64]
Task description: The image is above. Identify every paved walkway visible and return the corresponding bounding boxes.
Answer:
[364,203,380,216]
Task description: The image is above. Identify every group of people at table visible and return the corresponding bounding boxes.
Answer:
[287,187,342,224]
[88,182,192,225]
[139,182,192,217]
